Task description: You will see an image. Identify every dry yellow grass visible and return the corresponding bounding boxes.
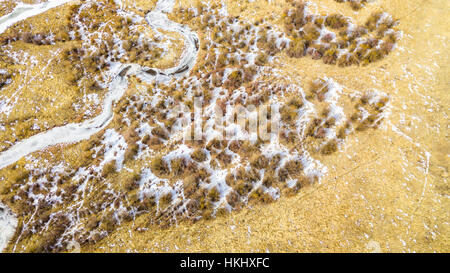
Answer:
[80,0,449,253]
[0,0,448,253]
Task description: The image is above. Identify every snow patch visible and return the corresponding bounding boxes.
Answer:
[0,202,17,252]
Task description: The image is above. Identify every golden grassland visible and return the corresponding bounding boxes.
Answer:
[0,0,448,252]
[83,0,449,252]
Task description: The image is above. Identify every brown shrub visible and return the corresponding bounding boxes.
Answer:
[152,126,169,140]
[124,144,139,163]
[124,173,141,191]
[150,156,169,176]
[183,175,200,197]
[249,188,274,204]
[226,190,241,209]
[250,154,269,169]
[191,148,207,162]
[208,187,220,202]
[101,160,117,177]
[159,192,173,207]
[321,139,338,155]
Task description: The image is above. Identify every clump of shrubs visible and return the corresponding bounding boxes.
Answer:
[101,161,117,178]
[150,156,169,176]
[321,139,339,155]
[191,149,208,162]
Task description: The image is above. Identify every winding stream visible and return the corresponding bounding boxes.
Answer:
[0,0,199,251]
[0,0,199,170]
